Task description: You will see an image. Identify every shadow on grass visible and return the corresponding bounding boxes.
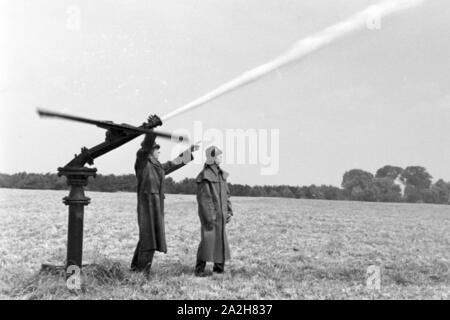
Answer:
[8,259,200,299]
[9,260,138,299]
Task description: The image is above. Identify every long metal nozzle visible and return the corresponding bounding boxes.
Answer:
[37,108,188,143]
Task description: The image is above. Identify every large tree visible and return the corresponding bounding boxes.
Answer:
[431,179,450,204]
[341,169,377,201]
[401,166,433,203]
[401,166,433,189]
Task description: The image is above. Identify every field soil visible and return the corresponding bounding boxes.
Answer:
[0,189,448,299]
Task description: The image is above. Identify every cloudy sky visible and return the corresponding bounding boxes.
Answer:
[1,0,449,186]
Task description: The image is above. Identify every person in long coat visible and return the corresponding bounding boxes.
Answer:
[195,146,233,276]
[131,131,199,276]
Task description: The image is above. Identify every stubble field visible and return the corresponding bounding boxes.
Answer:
[0,188,448,300]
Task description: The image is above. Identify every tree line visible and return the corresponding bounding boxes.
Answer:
[0,165,448,204]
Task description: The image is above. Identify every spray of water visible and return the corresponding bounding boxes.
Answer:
[161,0,425,122]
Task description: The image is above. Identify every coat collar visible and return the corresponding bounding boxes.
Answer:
[148,155,162,167]
[197,164,229,182]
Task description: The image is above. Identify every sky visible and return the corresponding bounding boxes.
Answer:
[1,0,449,186]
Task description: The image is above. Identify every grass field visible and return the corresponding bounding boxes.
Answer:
[0,188,448,300]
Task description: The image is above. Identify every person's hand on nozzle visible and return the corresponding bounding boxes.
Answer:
[146,115,162,129]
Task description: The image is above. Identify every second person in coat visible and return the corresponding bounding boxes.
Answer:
[195,146,233,276]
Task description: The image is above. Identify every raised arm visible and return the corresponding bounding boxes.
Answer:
[134,115,162,176]
[135,133,156,175]
[162,144,199,175]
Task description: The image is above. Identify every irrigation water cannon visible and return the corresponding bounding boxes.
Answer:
[37,109,188,280]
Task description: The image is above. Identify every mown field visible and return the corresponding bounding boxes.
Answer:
[0,188,448,300]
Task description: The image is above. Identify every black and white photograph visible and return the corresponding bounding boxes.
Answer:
[0,0,449,303]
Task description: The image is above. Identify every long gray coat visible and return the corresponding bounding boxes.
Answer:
[134,134,193,254]
[196,164,233,263]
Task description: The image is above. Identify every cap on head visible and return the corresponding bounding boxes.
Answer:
[205,146,222,163]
